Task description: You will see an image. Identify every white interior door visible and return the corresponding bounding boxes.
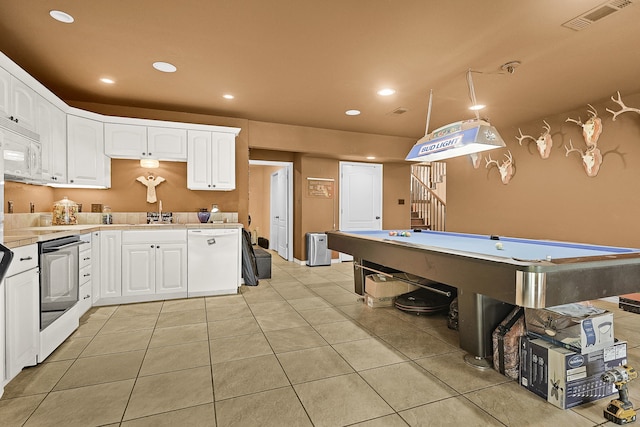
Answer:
[339,162,383,261]
[251,160,293,262]
[274,169,289,259]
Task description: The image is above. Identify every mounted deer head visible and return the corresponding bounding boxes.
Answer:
[564,139,602,177]
[566,104,603,147]
[516,120,553,159]
[607,91,640,121]
[485,150,514,184]
[469,152,482,169]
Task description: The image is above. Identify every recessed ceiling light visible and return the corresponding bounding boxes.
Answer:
[469,104,486,111]
[100,78,115,84]
[153,61,177,73]
[345,109,361,116]
[223,94,234,100]
[366,156,376,160]
[50,10,74,23]
[377,88,396,96]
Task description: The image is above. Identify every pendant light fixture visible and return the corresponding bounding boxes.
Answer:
[405,69,506,163]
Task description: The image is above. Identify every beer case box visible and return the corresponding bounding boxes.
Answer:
[364,293,395,308]
[520,337,627,409]
[364,274,418,298]
[525,303,614,354]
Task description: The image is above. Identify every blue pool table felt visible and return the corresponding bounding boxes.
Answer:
[348,230,640,262]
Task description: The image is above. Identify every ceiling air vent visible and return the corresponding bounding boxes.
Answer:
[562,0,634,31]
[390,107,408,115]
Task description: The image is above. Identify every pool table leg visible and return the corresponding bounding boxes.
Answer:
[458,289,515,369]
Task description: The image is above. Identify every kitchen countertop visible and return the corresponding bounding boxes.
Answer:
[3,223,243,248]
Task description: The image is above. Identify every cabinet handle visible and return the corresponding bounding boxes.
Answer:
[83,273,91,277]
[142,152,146,156]
[83,257,91,261]
[20,256,33,261]
[150,245,155,248]
[83,294,90,300]
[156,245,160,248]
[148,152,152,155]
[70,179,74,183]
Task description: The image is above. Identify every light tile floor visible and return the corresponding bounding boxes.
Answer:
[2,254,640,426]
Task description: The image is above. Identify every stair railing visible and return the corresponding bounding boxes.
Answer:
[410,163,446,231]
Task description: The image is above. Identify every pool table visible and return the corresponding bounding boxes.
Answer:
[327,229,640,366]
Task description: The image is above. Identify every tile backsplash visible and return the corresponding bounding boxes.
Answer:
[3,211,239,231]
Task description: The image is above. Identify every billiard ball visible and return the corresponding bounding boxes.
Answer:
[495,242,504,250]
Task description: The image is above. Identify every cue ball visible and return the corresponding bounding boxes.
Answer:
[405,232,411,237]
[495,242,503,250]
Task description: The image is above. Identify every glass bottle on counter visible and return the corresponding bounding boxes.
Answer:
[102,206,113,224]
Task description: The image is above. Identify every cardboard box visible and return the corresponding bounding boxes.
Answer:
[525,304,614,354]
[364,274,418,298]
[364,293,395,308]
[520,337,627,409]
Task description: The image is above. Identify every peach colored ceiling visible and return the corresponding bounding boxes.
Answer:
[1,1,639,140]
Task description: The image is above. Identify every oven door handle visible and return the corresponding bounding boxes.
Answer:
[42,241,84,253]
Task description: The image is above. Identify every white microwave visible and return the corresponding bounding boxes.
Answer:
[1,119,41,181]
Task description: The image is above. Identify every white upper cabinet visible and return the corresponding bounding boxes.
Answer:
[67,113,111,187]
[147,127,187,160]
[37,96,67,183]
[105,123,187,161]
[104,123,147,159]
[0,67,10,120]
[0,68,37,132]
[187,130,236,191]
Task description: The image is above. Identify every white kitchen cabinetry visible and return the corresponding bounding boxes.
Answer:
[0,68,37,132]
[99,230,122,300]
[36,96,67,183]
[77,234,92,317]
[105,123,187,161]
[4,244,39,384]
[67,114,111,187]
[187,130,236,190]
[121,230,187,299]
[147,127,187,160]
[0,67,9,119]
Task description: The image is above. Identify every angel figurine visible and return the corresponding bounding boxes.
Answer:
[136,174,165,203]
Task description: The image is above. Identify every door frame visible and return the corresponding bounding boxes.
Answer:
[249,160,294,262]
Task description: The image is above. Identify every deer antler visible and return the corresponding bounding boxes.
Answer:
[565,116,583,126]
[516,129,536,146]
[564,139,583,157]
[542,120,551,135]
[587,104,598,119]
[606,91,640,121]
[484,154,500,169]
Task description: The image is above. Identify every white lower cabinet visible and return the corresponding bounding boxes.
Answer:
[77,234,92,317]
[4,244,39,384]
[99,230,122,299]
[121,230,187,298]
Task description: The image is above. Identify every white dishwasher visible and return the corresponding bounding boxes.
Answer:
[187,228,241,297]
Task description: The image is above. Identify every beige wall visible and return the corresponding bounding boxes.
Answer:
[446,92,640,248]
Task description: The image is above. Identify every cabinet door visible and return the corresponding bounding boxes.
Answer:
[38,96,66,183]
[0,67,11,120]
[148,127,187,161]
[122,244,155,296]
[211,132,236,190]
[105,123,148,159]
[187,130,212,190]
[67,114,110,187]
[10,76,37,132]
[155,243,187,294]
[99,230,122,298]
[5,268,39,380]
[91,232,101,303]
